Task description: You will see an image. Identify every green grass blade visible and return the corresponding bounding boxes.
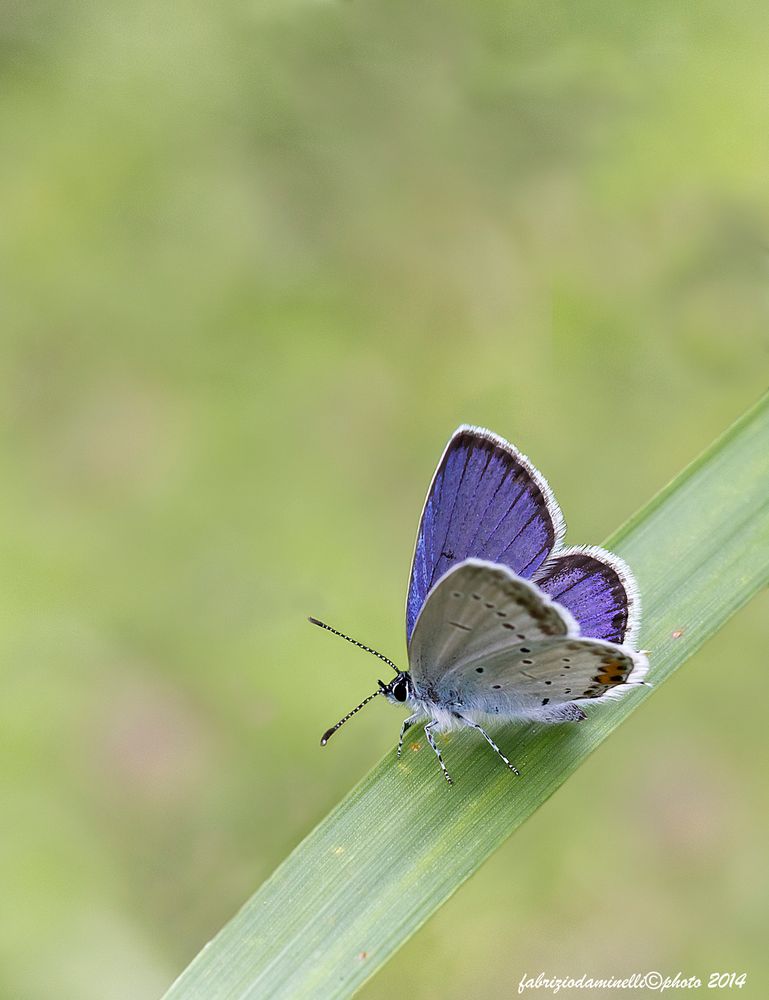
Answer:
[164,393,769,1000]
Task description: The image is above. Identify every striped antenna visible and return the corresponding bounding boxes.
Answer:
[319,688,383,746]
[307,616,400,674]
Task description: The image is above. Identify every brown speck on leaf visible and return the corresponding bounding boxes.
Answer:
[358,951,368,961]
[672,629,684,639]
[409,742,421,752]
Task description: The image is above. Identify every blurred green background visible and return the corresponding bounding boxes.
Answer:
[2,1,769,997]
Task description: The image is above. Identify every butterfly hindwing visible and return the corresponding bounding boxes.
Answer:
[406,426,565,641]
[534,544,640,645]
[452,635,648,720]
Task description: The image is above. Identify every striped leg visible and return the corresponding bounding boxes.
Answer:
[397,714,420,759]
[455,714,520,776]
[424,721,453,785]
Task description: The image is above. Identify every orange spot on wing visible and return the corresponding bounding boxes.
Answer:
[595,659,628,685]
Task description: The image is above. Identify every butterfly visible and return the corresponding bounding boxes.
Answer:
[310,425,648,784]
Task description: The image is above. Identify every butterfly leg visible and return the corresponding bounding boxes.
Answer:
[397,713,421,759]
[454,714,520,776]
[424,721,453,785]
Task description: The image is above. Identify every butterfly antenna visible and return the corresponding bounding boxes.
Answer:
[319,687,384,746]
[307,616,400,674]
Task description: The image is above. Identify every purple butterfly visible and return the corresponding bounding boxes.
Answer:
[311,426,648,784]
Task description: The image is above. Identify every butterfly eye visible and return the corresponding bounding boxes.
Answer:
[392,681,408,702]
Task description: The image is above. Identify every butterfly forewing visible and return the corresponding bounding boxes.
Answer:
[406,426,566,641]
[408,559,648,721]
[408,559,578,684]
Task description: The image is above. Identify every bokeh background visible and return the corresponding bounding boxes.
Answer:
[2,2,769,997]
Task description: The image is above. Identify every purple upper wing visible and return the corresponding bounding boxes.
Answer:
[406,426,565,641]
[533,546,640,645]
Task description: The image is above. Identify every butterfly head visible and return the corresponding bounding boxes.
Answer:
[378,671,412,705]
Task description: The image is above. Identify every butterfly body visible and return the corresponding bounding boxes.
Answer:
[314,425,648,784]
